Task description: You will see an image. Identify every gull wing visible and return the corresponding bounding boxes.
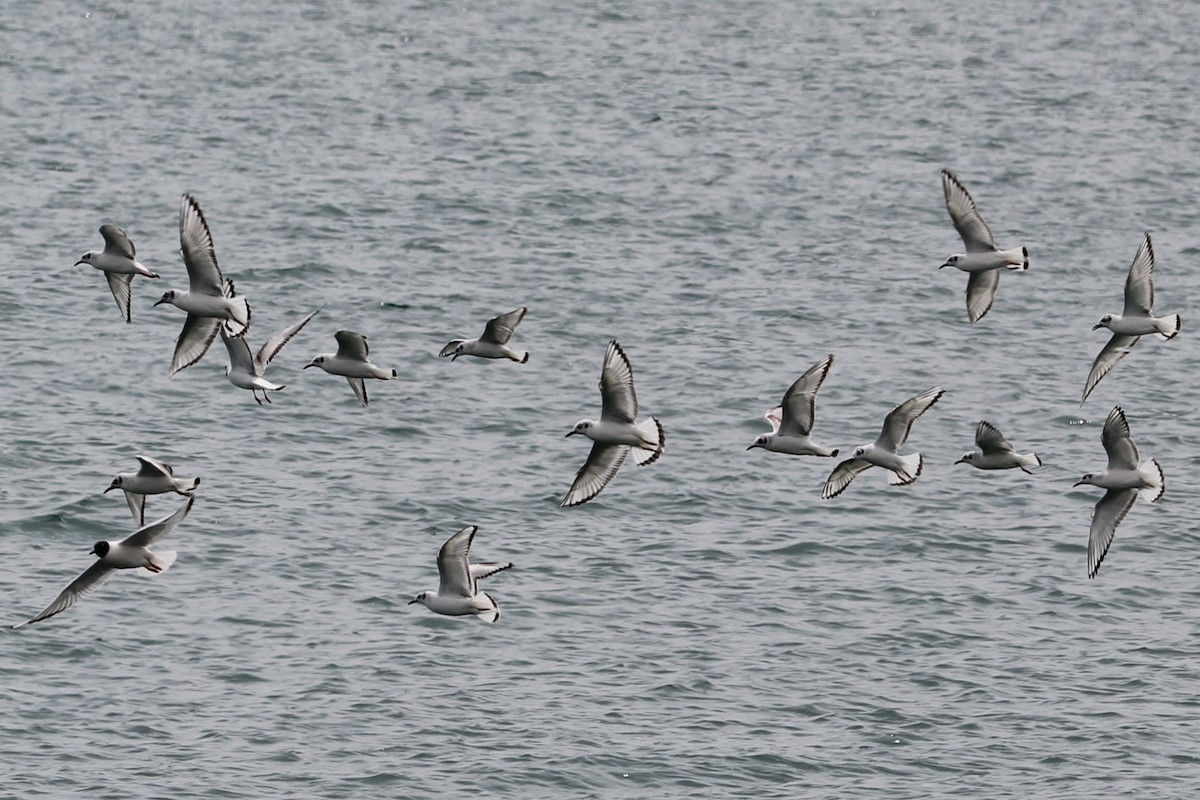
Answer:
[598,340,638,424]
[480,307,527,345]
[334,330,370,361]
[779,354,834,437]
[975,420,1015,455]
[104,272,134,324]
[255,309,320,374]
[221,329,256,375]
[1088,488,1137,579]
[942,169,996,252]
[877,387,945,452]
[561,443,628,507]
[965,268,1000,324]
[13,560,116,628]
[1122,232,1156,317]
[123,497,195,549]
[135,456,174,478]
[1101,406,1140,471]
[99,224,136,259]
[179,194,224,295]
[346,377,368,406]
[821,458,874,499]
[170,314,222,375]
[470,562,513,582]
[122,490,147,527]
[763,406,783,434]
[1081,334,1139,405]
[436,525,478,597]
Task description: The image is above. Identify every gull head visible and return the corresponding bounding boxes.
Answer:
[851,445,869,458]
[1074,473,1099,488]
[89,541,110,558]
[304,356,325,370]
[955,452,974,465]
[154,290,176,307]
[566,420,592,438]
[939,254,962,270]
[103,476,122,494]
[75,252,93,266]
[1092,314,1113,331]
[450,345,466,361]
[408,592,428,607]
[747,434,770,451]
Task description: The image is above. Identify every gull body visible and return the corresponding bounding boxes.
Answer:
[562,340,665,507]
[747,354,839,458]
[1083,233,1182,404]
[222,308,319,404]
[105,455,201,526]
[822,386,944,499]
[440,307,529,363]
[1073,406,1164,578]
[939,169,1029,323]
[13,498,195,628]
[305,330,397,406]
[155,194,252,375]
[956,421,1041,473]
[75,225,159,323]
[408,525,513,623]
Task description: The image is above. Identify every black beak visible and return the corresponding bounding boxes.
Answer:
[153,297,167,306]
[938,262,950,270]
[1072,479,1084,487]
[954,457,965,465]
[746,443,759,451]
[303,362,317,369]
[73,259,86,266]
[565,431,577,438]
[407,598,419,605]
[103,485,116,494]
[1091,322,1104,331]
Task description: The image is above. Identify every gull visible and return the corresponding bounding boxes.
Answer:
[822,386,944,499]
[74,225,159,323]
[221,308,319,404]
[747,354,839,458]
[155,194,252,375]
[955,420,1042,474]
[105,455,201,526]
[1074,406,1164,579]
[304,330,397,406]
[939,169,1030,323]
[13,497,195,628]
[408,525,513,623]
[439,307,529,363]
[562,340,665,507]
[1082,233,1182,404]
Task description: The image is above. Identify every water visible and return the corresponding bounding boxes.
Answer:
[2,1,1199,797]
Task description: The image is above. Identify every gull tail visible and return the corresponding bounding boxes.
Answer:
[886,453,923,486]
[222,280,251,337]
[478,593,500,624]
[182,476,202,495]
[1002,246,1030,271]
[1138,459,1165,504]
[1154,314,1181,341]
[134,550,177,576]
[631,417,665,467]
[511,351,530,364]
[1019,453,1043,475]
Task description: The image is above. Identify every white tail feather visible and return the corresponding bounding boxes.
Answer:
[1139,459,1165,503]
[478,593,500,623]
[134,550,177,576]
[1002,245,1029,271]
[887,452,923,486]
[1154,314,1181,341]
[631,417,665,466]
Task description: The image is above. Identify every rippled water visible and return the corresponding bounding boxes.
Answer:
[3,1,1200,797]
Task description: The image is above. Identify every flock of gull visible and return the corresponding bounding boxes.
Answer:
[13,169,1182,627]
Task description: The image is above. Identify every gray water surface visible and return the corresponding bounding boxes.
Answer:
[2,2,1199,798]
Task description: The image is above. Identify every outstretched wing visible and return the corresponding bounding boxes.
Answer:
[99,225,136,259]
[561,443,628,507]
[334,330,370,361]
[170,314,222,375]
[1101,405,1140,471]
[878,387,945,451]
[437,526,478,597]
[598,340,638,424]
[965,268,1000,324]
[1081,334,1139,405]
[255,309,320,373]
[179,194,224,295]
[1122,232,1156,316]
[123,497,195,549]
[480,307,527,345]
[779,354,834,437]
[1088,488,1137,579]
[974,420,1014,455]
[942,169,996,252]
[104,272,134,324]
[13,560,116,628]
[821,458,874,499]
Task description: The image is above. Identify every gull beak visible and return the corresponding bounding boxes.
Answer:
[1091,322,1104,331]
[89,545,101,556]
[450,352,461,362]
[153,297,167,306]
[407,598,419,605]
[103,485,116,494]
[302,361,317,369]
[565,430,578,438]
[954,457,965,465]
[1072,479,1084,487]
[938,262,950,270]
[746,443,759,451]
[73,259,86,266]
